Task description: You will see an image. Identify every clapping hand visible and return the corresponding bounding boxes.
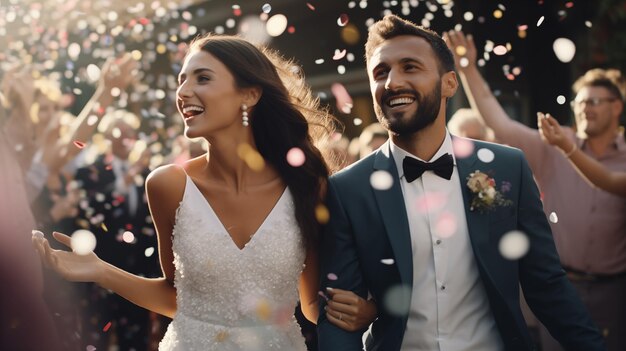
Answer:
[537,112,574,153]
[99,53,139,93]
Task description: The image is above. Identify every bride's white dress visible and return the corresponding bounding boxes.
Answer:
[159,174,308,350]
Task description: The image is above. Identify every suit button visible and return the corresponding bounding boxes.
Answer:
[441,285,446,290]
[435,239,442,245]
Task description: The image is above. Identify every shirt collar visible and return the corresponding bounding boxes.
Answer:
[579,129,626,154]
[390,130,457,180]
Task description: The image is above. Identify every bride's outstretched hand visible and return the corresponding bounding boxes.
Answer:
[32,231,104,283]
[325,288,378,332]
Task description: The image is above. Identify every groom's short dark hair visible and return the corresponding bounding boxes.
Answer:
[365,14,455,74]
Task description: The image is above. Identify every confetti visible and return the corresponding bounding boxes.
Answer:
[455,46,467,56]
[71,230,97,255]
[86,345,97,351]
[333,49,347,60]
[493,45,508,56]
[145,247,155,257]
[315,204,330,224]
[553,38,576,63]
[537,16,545,27]
[318,290,329,301]
[499,231,530,260]
[370,170,394,191]
[73,140,86,149]
[266,14,288,37]
[452,138,474,158]
[380,258,395,265]
[337,14,349,27]
[477,148,495,163]
[122,231,135,243]
[102,321,112,332]
[306,3,316,11]
[415,191,447,213]
[327,273,338,281]
[286,147,306,167]
[435,212,457,238]
[262,4,272,13]
[556,95,566,105]
[330,83,353,114]
[383,284,412,316]
[549,212,559,223]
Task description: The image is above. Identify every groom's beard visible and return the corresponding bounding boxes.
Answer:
[374,82,442,136]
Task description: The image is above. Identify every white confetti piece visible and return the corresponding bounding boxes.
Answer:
[71,230,97,255]
[477,148,495,163]
[370,170,394,191]
[499,231,530,260]
[549,212,558,223]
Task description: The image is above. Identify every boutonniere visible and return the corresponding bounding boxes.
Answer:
[466,170,512,212]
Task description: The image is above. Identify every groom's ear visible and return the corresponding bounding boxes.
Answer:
[441,71,458,98]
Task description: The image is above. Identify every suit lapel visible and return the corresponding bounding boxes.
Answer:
[454,138,491,267]
[373,142,413,288]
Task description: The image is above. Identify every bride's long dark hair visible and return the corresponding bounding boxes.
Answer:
[187,34,339,247]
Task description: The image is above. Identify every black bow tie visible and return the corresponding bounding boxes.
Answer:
[403,153,454,182]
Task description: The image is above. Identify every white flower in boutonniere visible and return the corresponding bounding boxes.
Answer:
[467,170,512,212]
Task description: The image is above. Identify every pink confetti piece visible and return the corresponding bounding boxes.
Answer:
[306,3,316,10]
[493,45,508,55]
[327,273,338,281]
[73,140,86,149]
[330,83,353,114]
[103,321,112,332]
[318,290,329,301]
[286,147,306,167]
[333,49,347,60]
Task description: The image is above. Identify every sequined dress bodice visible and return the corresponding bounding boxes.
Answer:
[159,175,307,350]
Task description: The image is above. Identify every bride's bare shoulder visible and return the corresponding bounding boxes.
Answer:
[145,156,206,199]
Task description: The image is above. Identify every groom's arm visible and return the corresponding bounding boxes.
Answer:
[515,154,605,351]
[318,179,369,351]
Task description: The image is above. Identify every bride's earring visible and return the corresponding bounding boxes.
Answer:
[241,104,249,127]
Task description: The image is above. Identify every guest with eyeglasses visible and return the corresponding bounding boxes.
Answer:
[445,30,625,351]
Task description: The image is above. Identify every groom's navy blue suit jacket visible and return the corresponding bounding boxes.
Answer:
[318,138,605,351]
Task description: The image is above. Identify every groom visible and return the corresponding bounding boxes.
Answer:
[317,15,605,351]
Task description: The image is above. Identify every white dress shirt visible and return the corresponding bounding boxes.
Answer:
[390,132,503,351]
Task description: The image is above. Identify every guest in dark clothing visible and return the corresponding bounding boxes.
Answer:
[73,110,160,351]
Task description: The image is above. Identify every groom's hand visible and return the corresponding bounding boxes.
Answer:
[325,288,378,332]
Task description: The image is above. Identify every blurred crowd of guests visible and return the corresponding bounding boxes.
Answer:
[0,55,207,351]
[1,31,625,351]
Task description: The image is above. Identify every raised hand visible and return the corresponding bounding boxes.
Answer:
[32,231,104,283]
[1,65,36,111]
[99,53,139,93]
[325,288,378,332]
[443,30,478,71]
[537,112,574,153]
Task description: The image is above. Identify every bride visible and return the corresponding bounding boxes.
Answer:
[32,34,375,350]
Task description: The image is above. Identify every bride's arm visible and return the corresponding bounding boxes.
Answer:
[33,164,185,318]
[298,240,320,324]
